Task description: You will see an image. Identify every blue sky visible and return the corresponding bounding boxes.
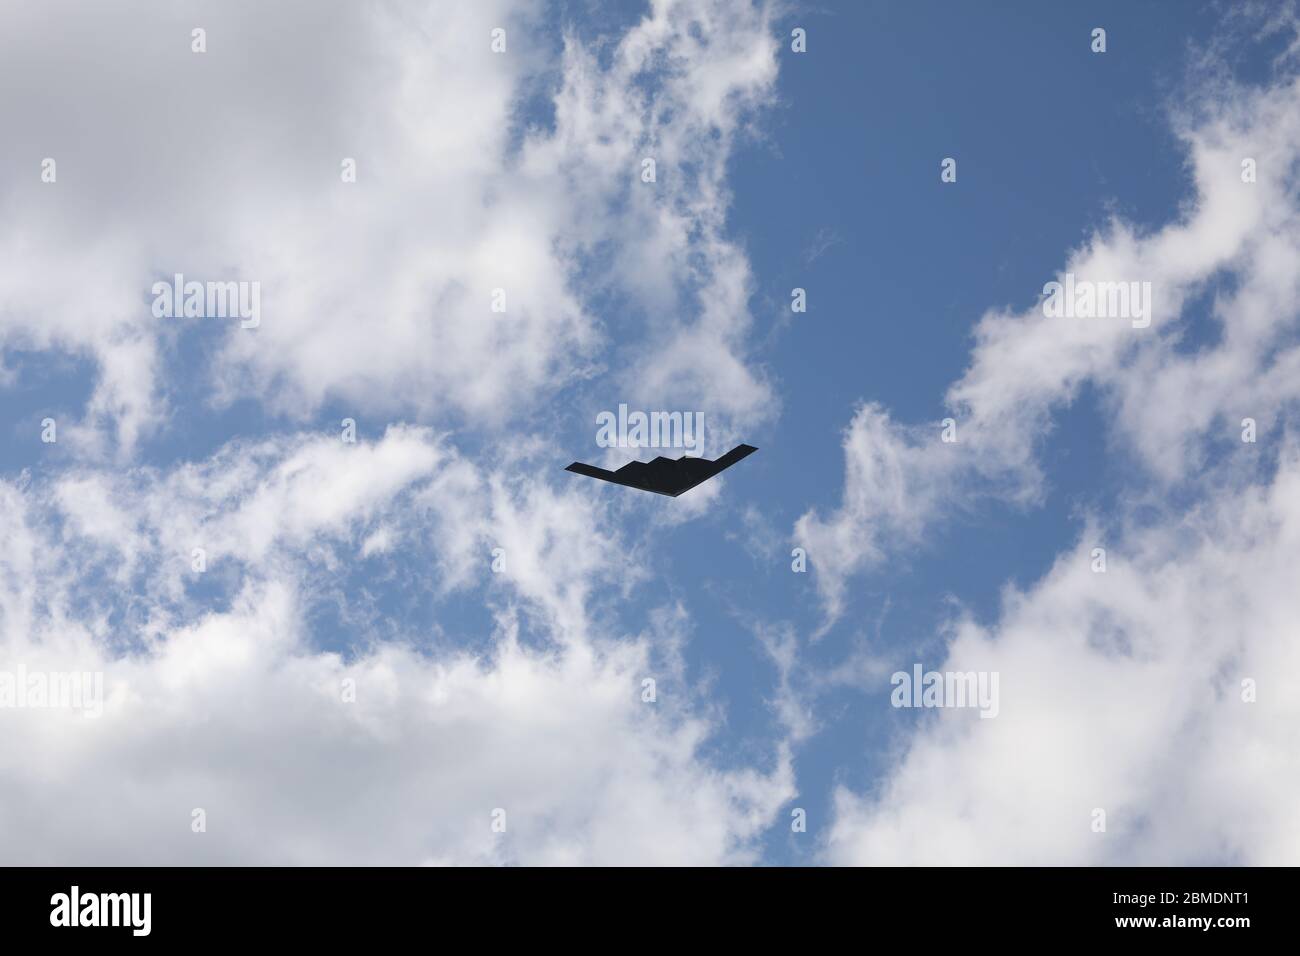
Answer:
[2,0,1299,865]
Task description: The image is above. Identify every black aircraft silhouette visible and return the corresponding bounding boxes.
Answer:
[565,444,757,497]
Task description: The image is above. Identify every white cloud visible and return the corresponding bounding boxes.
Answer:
[0,427,793,864]
[827,444,1300,864]
[0,0,795,863]
[798,65,1300,622]
[0,0,781,456]
[820,35,1300,865]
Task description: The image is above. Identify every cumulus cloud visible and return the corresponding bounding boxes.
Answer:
[0,427,793,864]
[826,444,1300,864]
[0,0,798,864]
[819,23,1300,864]
[0,0,780,457]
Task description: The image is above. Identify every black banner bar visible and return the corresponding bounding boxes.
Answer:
[0,866,1281,943]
